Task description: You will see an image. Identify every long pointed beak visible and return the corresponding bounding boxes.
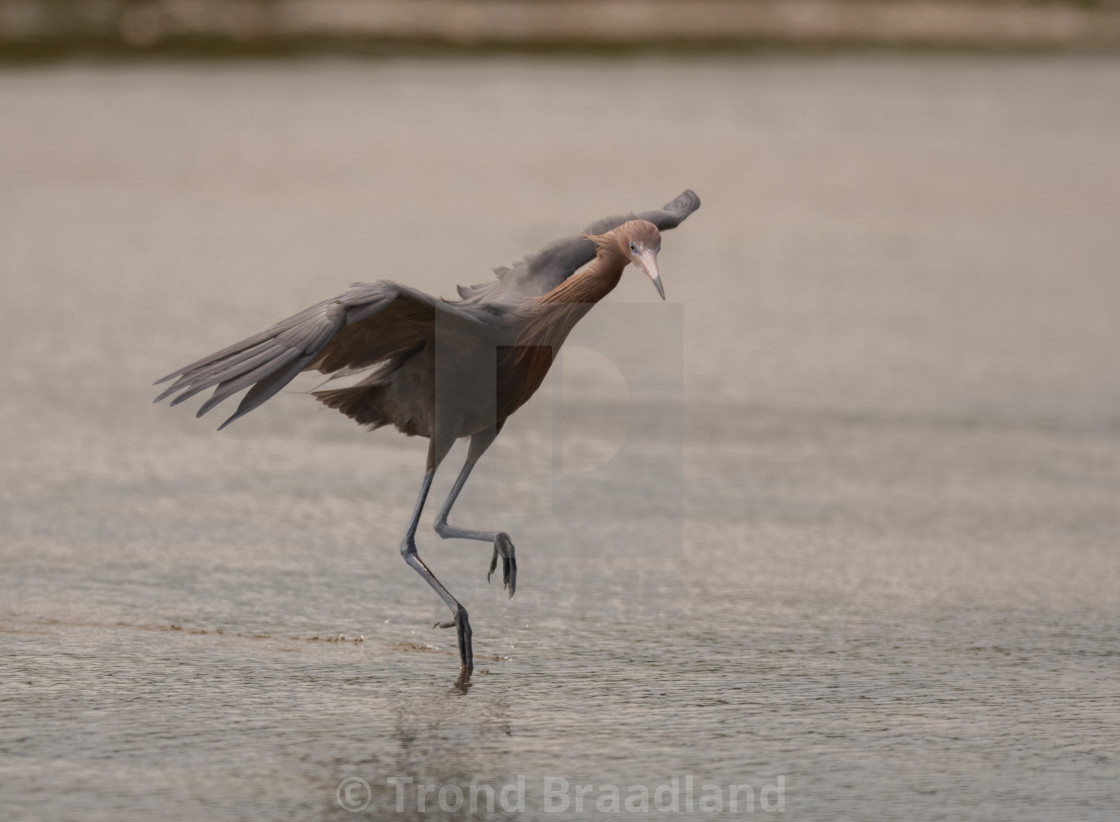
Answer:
[635,249,665,300]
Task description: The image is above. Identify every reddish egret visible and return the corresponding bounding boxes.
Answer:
[155,190,700,672]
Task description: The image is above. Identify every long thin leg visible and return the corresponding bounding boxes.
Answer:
[400,471,473,671]
[432,431,516,596]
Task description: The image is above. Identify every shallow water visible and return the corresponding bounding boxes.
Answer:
[1,56,1119,820]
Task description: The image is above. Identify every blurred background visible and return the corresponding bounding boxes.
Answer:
[3,0,1120,56]
[2,2,1119,822]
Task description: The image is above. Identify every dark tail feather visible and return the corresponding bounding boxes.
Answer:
[313,384,398,431]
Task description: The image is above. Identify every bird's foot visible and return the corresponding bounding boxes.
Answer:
[434,604,473,671]
[487,532,517,597]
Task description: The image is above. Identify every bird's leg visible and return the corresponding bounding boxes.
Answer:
[433,457,517,597]
[400,471,472,671]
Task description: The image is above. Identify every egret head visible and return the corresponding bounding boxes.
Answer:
[588,220,664,299]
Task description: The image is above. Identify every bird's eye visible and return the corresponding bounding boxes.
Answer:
[629,241,638,252]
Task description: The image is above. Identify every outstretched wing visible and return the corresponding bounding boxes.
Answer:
[154,281,501,430]
[455,189,701,305]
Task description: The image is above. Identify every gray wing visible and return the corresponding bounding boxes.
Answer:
[455,189,701,305]
[154,281,502,430]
